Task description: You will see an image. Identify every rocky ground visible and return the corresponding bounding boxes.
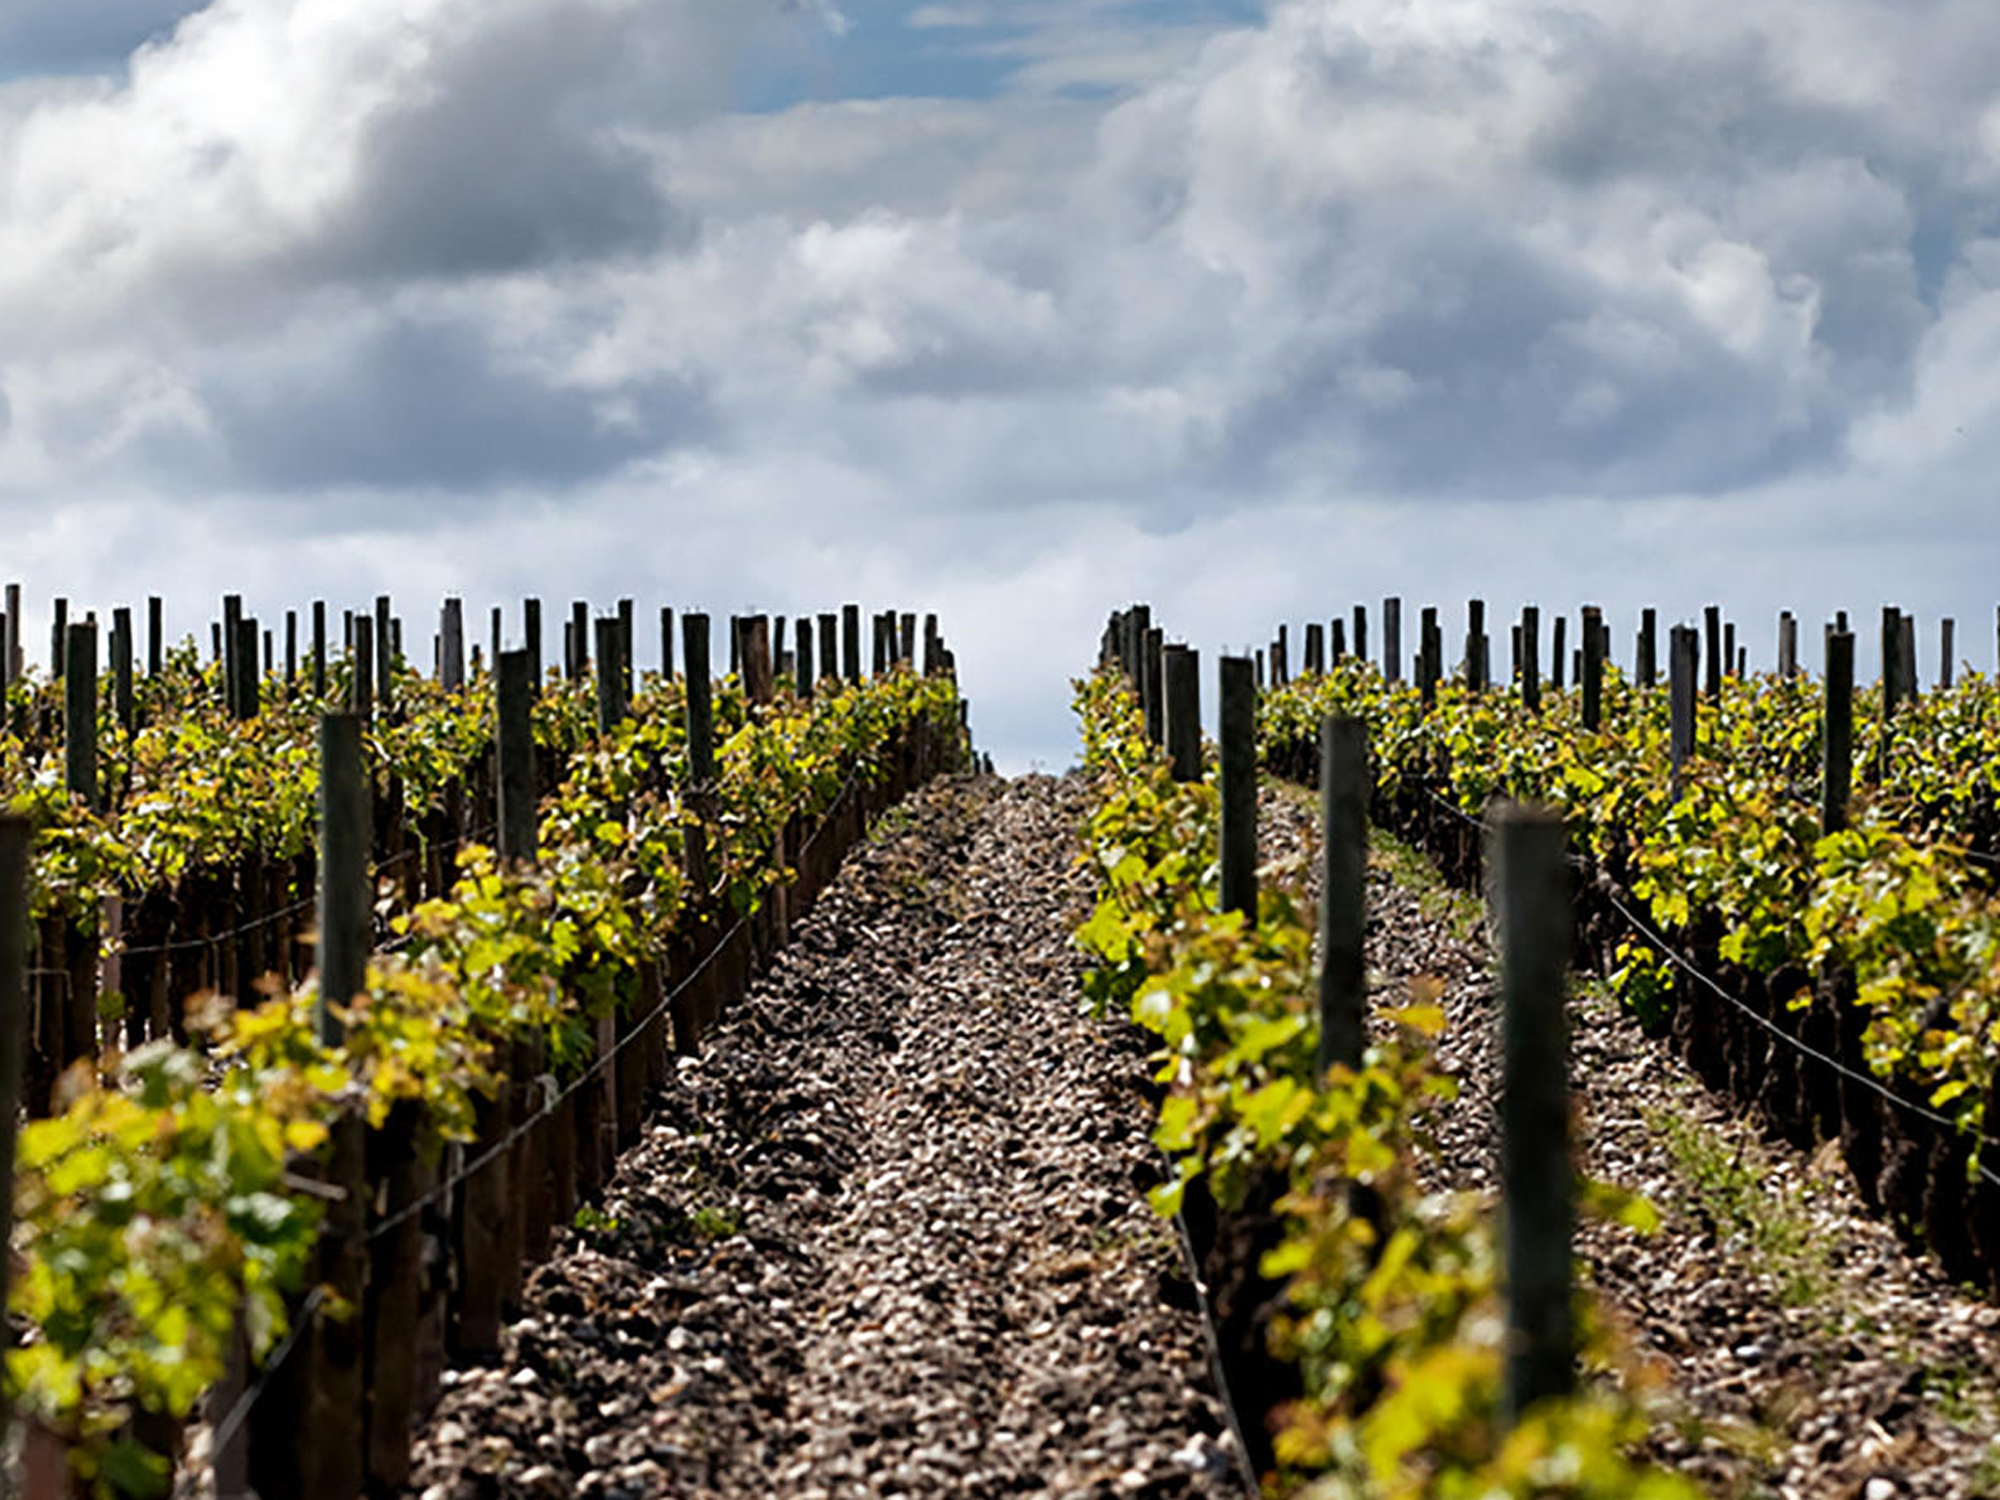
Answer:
[1262,784,2000,1500]
[402,774,1243,1500]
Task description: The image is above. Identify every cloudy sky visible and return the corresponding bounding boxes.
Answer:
[3,0,1999,768]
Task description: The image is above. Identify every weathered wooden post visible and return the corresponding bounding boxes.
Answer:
[440,598,465,692]
[742,615,774,705]
[1580,605,1603,731]
[1779,611,1798,680]
[65,622,97,810]
[796,616,815,700]
[1551,614,1566,691]
[1823,628,1854,836]
[1464,599,1486,693]
[1219,655,1257,920]
[1723,621,1737,681]
[497,650,536,862]
[842,604,861,683]
[1941,617,1956,690]
[235,617,260,720]
[1317,716,1368,1075]
[1489,801,1575,1420]
[112,608,135,738]
[684,614,716,786]
[618,598,636,700]
[1637,608,1657,689]
[311,601,327,698]
[1304,622,1325,676]
[1901,611,1919,703]
[1165,645,1201,782]
[351,615,375,723]
[524,598,543,687]
[1419,608,1440,708]
[818,612,838,683]
[1520,606,1541,714]
[6,582,22,679]
[374,595,394,714]
[1384,597,1403,683]
[1670,625,1696,795]
[1703,605,1722,698]
[1143,627,1165,745]
[316,713,369,1046]
[595,617,626,731]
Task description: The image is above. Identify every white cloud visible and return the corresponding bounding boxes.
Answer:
[7,0,2000,765]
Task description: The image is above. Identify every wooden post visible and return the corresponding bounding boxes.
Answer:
[1165,645,1201,782]
[0,815,27,1408]
[5,582,20,680]
[1330,617,1346,664]
[317,714,369,1046]
[65,622,97,810]
[497,651,536,863]
[1489,802,1574,1420]
[1143,627,1165,745]
[1823,629,1854,836]
[660,607,676,680]
[311,601,327,698]
[374,595,394,714]
[440,598,465,691]
[1638,608,1657,688]
[595,617,627,731]
[524,597,543,687]
[112,608,135,738]
[1669,625,1696,795]
[221,594,241,714]
[899,611,916,666]
[684,614,715,786]
[1317,717,1368,1075]
[1703,605,1721,698]
[1551,614,1566,691]
[1218,656,1257,920]
[1273,624,1289,687]
[1580,605,1603,730]
[818,612,838,683]
[1941,617,1955,690]
[1778,611,1798,680]
[1464,599,1486,693]
[1419,607,1440,708]
[1901,612,1919,703]
[743,614,774,705]
[490,605,502,673]
[842,603,861,683]
[1520,606,1540,714]
[796,617,815,700]
[351,615,375,723]
[1383,597,1402,683]
[1352,604,1368,668]
[236,617,259,719]
[1304,623,1324,676]
[618,598,636,700]
[1723,620,1736,680]
[569,601,589,681]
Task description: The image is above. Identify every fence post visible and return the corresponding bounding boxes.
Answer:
[595,617,627,730]
[1823,629,1854,836]
[1317,717,1368,1075]
[619,598,636,699]
[112,608,135,739]
[497,650,536,862]
[1464,599,1486,693]
[1669,625,1696,797]
[317,714,369,1047]
[1520,607,1540,714]
[842,604,861,683]
[1165,645,1201,782]
[1703,605,1722,698]
[743,614,774,705]
[1143,627,1165,745]
[440,598,465,692]
[374,596,394,715]
[1383,597,1402,683]
[684,614,716,786]
[524,598,543,687]
[351,615,375,723]
[1218,655,1257,920]
[1637,608,1657,689]
[1550,614,1566,691]
[1941,617,1956,691]
[1580,605,1603,731]
[797,617,815,700]
[311,601,327,698]
[65,622,98,810]
[1489,801,1575,1420]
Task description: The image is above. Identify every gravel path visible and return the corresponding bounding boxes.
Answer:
[404,774,1238,1500]
[1263,785,2000,1500]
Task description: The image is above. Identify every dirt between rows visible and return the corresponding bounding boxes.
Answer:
[1261,784,2000,1500]
[402,774,1239,1500]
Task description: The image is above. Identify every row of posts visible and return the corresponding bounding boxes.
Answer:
[1105,617,1581,1423]
[1103,602,1901,1421]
